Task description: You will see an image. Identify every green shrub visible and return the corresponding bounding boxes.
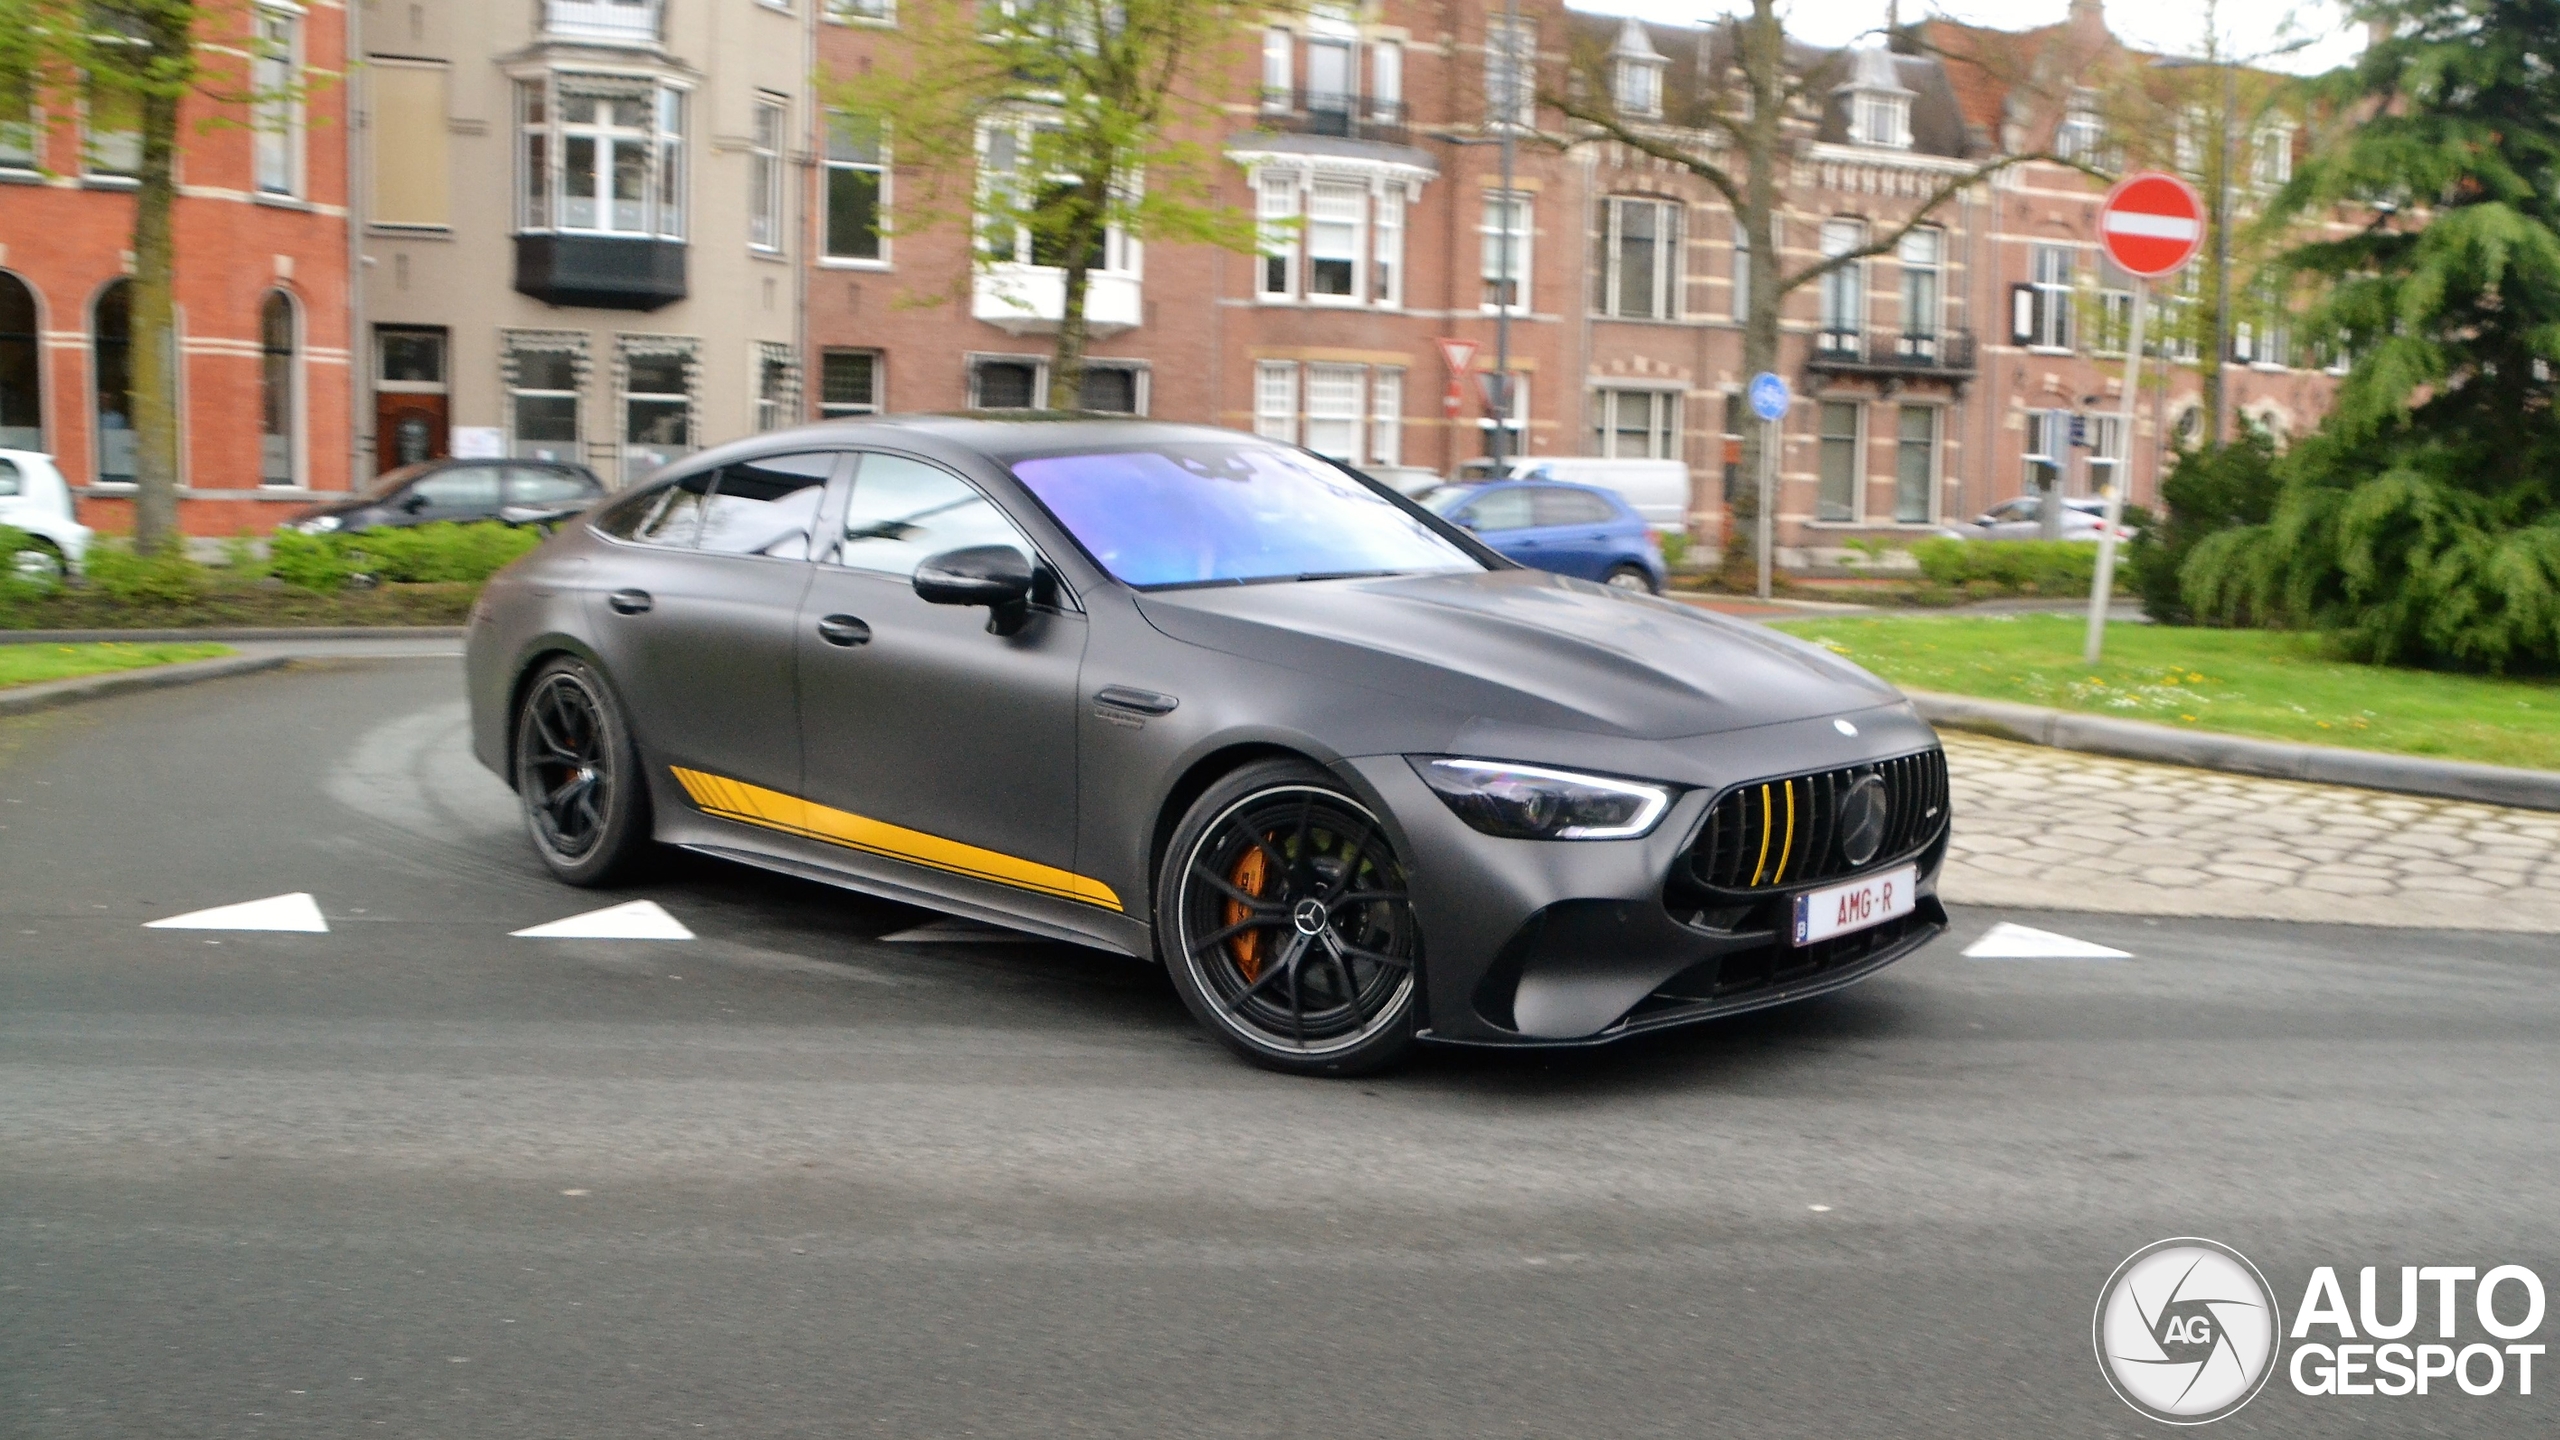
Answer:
[2129,428,2282,625]
[0,524,61,620]
[82,539,207,606]
[1910,537,2103,596]
[267,530,358,593]
[270,521,543,593]
[1658,531,1692,570]
[219,531,270,579]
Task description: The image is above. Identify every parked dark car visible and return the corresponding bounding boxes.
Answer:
[1417,479,1667,593]
[285,458,605,535]
[465,417,1949,1076]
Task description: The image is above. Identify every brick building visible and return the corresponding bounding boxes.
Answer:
[0,1,352,535]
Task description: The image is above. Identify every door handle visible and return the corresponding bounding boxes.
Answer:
[816,614,872,647]
[607,588,653,615]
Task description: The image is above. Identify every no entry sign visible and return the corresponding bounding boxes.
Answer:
[2100,172,2204,279]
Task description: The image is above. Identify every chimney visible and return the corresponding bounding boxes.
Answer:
[2070,0,2105,33]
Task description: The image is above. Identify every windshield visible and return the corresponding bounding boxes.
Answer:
[1010,443,1482,589]
[358,460,441,500]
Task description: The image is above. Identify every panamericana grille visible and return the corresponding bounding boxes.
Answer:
[1685,749,1949,894]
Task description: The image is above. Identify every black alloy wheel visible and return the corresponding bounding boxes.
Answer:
[512,657,650,885]
[1159,760,1421,1076]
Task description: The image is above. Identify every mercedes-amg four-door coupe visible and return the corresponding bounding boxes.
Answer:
[466,418,1950,1075]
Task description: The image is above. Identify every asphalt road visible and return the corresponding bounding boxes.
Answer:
[4,656,2554,1438]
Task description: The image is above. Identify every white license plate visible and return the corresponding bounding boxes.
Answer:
[1791,865,1917,946]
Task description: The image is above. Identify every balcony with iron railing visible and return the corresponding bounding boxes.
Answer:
[544,0,661,46]
[1808,327,1977,380]
[1256,89,1410,146]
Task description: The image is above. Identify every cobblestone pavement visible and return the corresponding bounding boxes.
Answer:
[1940,732,2560,932]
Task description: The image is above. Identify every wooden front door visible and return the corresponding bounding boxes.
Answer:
[376,393,448,470]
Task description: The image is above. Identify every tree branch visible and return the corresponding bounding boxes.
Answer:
[1777,151,2108,293]
[1548,90,1745,217]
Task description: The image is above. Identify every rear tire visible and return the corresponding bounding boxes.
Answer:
[1156,759,1421,1077]
[9,538,65,584]
[512,657,652,886]
[1604,563,1659,594]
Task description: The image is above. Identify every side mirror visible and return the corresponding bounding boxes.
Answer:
[399,492,431,514]
[914,544,1035,635]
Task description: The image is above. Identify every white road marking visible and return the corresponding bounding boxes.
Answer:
[511,900,694,941]
[1962,921,2130,960]
[145,892,329,933]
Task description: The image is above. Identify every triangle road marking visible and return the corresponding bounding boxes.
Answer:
[511,899,695,941]
[144,892,330,933]
[1962,921,2131,960]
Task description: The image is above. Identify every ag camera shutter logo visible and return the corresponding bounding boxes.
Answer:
[2094,1238,2282,1424]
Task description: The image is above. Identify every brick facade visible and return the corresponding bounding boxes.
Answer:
[0,0,352,537]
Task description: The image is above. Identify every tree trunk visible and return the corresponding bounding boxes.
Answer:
[128,82,185,554]
[1045,193,1107,410]
[1721,0,1786,591]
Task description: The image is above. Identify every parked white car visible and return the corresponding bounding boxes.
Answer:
[1457,456,1692,531]
[1940,495,2137,543]
[0,450,93,579]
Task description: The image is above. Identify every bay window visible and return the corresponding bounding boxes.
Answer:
[517,74,686,239]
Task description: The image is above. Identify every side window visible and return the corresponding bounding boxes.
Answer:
[507,466,596,507]
[601,470,717,547]
[0,458,20,497]
[410,464,503,512]
[833,452,1032,580]
[1461,486,1535,532]
[697,452,837,558]
[1531,488,1616,526]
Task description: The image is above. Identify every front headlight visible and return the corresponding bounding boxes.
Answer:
[1412,758,1673,841]
[298,514,343,534]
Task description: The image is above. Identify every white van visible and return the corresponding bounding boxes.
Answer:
[1456,456,1692,530]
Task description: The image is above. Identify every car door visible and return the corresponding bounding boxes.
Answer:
[582,452,833,799]
[1527,486,1622,579]
[393,462,506,527]
[794,449,1088,887]
[1453,484,1539,566]
[1982,498,2042,541]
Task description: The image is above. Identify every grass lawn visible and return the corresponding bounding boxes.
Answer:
[0,641,235,690]
[1772,613,2560,772]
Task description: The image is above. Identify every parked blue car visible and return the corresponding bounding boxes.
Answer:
[1418,480,1667,593]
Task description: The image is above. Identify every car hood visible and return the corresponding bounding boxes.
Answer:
[1132,569,1898,741]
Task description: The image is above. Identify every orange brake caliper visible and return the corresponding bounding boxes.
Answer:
[1226,843,1270,983]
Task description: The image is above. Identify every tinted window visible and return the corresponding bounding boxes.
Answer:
[1459,487,1534,532]
[1530,487,1617,526]
[699,453,835,558]
[410,465,502,511]
[0,457,19,496]
[1011,442,1478,588]
[598,470,716,547]
[834,453,1031,579]
[507,466,597,506]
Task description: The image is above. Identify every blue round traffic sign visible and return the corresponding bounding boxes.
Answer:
[1748,371,1791,422]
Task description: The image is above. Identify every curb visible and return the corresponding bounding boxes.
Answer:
[0,654,297,716]
[1910,689,2560,812]
[0,626,468,644]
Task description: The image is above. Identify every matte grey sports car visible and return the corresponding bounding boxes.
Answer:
[466,417,1950,1075]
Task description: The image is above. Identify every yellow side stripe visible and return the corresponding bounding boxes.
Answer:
[669,766,1123,912]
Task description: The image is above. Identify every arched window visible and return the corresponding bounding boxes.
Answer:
[259,291,296,485]
[92,280,133,484]
[0,272,38,452]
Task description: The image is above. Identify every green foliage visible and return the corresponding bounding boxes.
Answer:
[219,530,267,577]
[1911,538,2103,596]
[0,524,61,619]
[2178,0,2560,671]
[82,538,206,606]
[269,522,542,594]
[1658,531,1693,571]
[2131,429,2283,624]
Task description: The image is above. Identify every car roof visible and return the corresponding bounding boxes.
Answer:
[673,414,1276,476]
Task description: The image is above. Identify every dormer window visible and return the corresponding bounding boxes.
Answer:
[2058,88,2104,164]
[1840,47,1913,151]
[1607,18,1666,120]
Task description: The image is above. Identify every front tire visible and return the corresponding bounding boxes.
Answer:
[1604,563,1659,594]
[1156,760,1421,1077]
[512,657,651,886]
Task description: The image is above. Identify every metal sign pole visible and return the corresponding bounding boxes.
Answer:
[2084,276,2148,664]
[1756,415,1776,601]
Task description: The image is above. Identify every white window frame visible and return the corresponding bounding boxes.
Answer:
[1892,402,1938,524]
[1262,28,1293,111]
[1476,372,1529,452]
[825,0,894,24]
[1305,180,1366,304]
[1897,226,1941,341]
[257,289,300,486]
[0,71,38,172]
[1818,219,1865,350]
[1852,92,1911,150]
[1597,196,1680,321]
[1369,368,1402,466]
[2024,409,2065,496]
[518,72,688,240]
[1303,362,1364,461]
[502,330,586,466]
[1815,399,1864,523]
[1256,171,1300,301]
[2026,243,2073,351]
[1372,182,1405,307]
[251,6,302,198]
[1369,42,1402,121]
[821,111,888,266]
[753,342,798,433]
[1255,361,1298,442]
[2253,123,2295,189]
[1480,190,1532,313]
[1485,15,1535,129]
[1590,386,1679,459]
[976,117,1135,277]
[1614,58,1663,119]
[2084,414,2124,497]
[617,336,696,485]
[749,94,786,253]
[818,348,882,417]
[2058,88,2105,165]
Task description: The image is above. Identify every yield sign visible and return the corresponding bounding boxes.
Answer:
[1435,337,1478,379]
[2099,171,2205,279]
